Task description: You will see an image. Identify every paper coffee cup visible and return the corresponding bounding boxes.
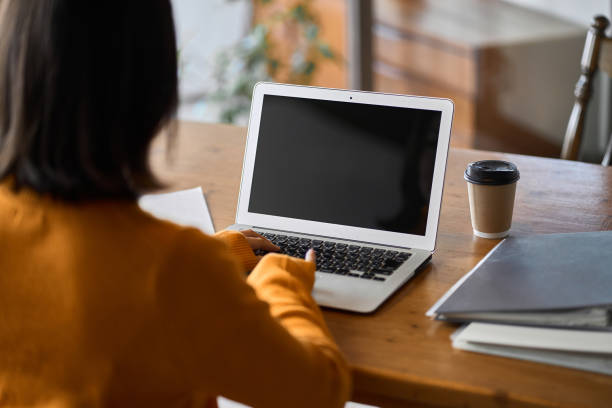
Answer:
[464,160,519,239]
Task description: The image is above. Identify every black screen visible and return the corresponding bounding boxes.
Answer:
[248,95,442,236]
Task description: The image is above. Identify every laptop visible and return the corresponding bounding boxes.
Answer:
[229,82,453,313]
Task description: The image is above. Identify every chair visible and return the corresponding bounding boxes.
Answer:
[561,15,612,166]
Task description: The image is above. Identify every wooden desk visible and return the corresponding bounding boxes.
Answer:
[151,121,612,408]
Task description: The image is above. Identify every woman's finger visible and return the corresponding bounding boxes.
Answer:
[305,249,316,264]
[240,229,280,252]
[246,237,280,252]
[240,229,261,238]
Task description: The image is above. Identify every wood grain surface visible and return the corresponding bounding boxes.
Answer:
[150,121,612,408]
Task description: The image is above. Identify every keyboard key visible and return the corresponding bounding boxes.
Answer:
[384,259,403,269]
[373,268,394,276]
[396,252,411,261]
[373,277,386,281]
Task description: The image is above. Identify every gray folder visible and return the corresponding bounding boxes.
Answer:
[435,231,612,328]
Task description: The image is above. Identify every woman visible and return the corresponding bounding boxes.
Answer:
[0,1,351,407]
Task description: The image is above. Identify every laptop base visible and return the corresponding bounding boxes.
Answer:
[228,224,432,313]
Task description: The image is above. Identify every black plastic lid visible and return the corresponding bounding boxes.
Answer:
[464,160,520,185]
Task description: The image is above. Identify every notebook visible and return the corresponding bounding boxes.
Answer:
[452,323,612,375]
[429,231,612,329]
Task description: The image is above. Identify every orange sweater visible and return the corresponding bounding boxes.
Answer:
[0,181,351,408]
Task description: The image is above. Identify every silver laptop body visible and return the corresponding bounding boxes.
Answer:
[229,83,453,313]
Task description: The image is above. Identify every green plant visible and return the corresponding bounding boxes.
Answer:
[209,0,338,124]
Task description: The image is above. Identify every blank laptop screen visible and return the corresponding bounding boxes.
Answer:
[248,94,442,236]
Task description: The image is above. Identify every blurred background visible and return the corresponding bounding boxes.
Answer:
[171,0,612,162]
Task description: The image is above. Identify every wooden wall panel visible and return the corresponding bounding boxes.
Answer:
[373,25,476,96]
[372,0,585,156]
[253,0,348,89]
[373,66,475,148]
[309,0,347,88]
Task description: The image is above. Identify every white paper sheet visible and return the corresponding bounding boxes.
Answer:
[138,187,215,234]
[217,396,377,408]
[452,323,612,376]
[457,323,612,354]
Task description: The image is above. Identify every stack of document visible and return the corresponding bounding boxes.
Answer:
[428,231,612,329]
[452,323,612,375]
[428,231,612,374]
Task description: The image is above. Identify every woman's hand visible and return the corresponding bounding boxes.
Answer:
[239,229,280,253]
[240,230,316,267]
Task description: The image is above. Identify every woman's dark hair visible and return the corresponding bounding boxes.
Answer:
[0,0,178,200]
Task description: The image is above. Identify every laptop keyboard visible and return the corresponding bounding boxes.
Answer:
[254,232,411,282]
